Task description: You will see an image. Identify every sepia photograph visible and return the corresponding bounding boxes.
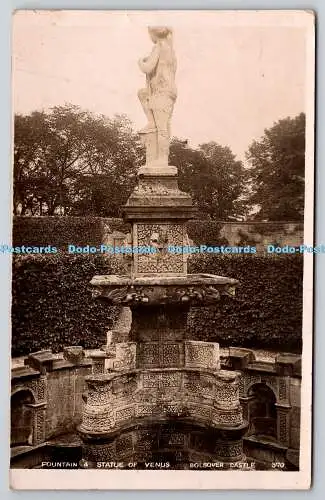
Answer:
[9,10,314,489]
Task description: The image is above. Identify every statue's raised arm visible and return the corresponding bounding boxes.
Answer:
[137,26,177,168]
[138,44,160,75]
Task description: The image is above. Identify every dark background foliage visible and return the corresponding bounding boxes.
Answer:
[12,216,131,249]
[13,216,105,249]
[188,254,303,353]
[246,113,305,221]
[11,254,124,356]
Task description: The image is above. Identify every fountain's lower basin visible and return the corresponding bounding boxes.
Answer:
[80,271,244,465]
[79,417,248,467]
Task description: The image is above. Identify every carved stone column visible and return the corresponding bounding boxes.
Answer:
[213,371,243,426]
[26,402,47,446]
[212,372,248,463]
[90,352,107,375]
[131,304,188,369]
[239,395,255,429]
[276,403,291,447]
[79,376,115,436]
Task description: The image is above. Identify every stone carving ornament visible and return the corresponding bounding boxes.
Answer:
[18,376,46,403]
[81,410,115,433]
[214,441,243,460]
[136,223,184,274]
[91,277,237,306]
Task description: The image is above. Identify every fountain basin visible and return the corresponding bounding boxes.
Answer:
[90,273,238,306]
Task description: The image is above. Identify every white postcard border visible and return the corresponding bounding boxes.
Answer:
[9,9,315,490]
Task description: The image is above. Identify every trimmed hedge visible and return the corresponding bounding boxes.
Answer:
[12,216,227,249]
[187,220,227,246]
[12,216,131,249]
[11,253,125,356]
[188,254,303,353]
[12,216,303,250]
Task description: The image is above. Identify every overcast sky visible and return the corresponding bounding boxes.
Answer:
[12,10,308,161]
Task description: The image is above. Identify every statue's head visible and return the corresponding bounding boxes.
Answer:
[148,26,172,43]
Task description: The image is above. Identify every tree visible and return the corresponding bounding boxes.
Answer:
[246,113,305,221]
[70,114,143,216]
[14,111,53,215]
[170,139,248,220]
[13,105,143,216]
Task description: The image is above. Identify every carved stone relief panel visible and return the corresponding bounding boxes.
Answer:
[113,343,137,371]
[92,359,106,375]
[215,378,239,410]
[83,442,115,462]
[276,405,291,446]
[81,406,116,433]
[136,404,155,418]
[214,440,243,461]
[115,406,136,424]
[31,404,47,445]
[142,372,159,389]
[278,377,290,404]
[23,375,47,403]
[212,407,243,427]
[137,342,182,368]
[185,341,219,370]
[134,223,186,275]
[138,343,160,368]
[87,383,112,406]
[161,343,181,367]
[160,371,182,389]
[187,402,212,421]
[244,374,262,396]
[184,372,215,400]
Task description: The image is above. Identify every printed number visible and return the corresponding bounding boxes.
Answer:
[272,462,285,469]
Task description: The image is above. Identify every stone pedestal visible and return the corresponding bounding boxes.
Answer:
[124,168,194,277]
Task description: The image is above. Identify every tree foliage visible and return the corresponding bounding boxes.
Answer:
[170,139,248,220]
[14,104,249,220]
[11,253,124,356]
[246,113,305,221]
[14,105,142,216]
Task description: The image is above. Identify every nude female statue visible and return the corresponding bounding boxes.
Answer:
[138,26,177,166]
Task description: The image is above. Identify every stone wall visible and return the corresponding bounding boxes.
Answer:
[45,364,91,439]
[220,347,301,468]
[218,222,303,252]
[11,348,92,448]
